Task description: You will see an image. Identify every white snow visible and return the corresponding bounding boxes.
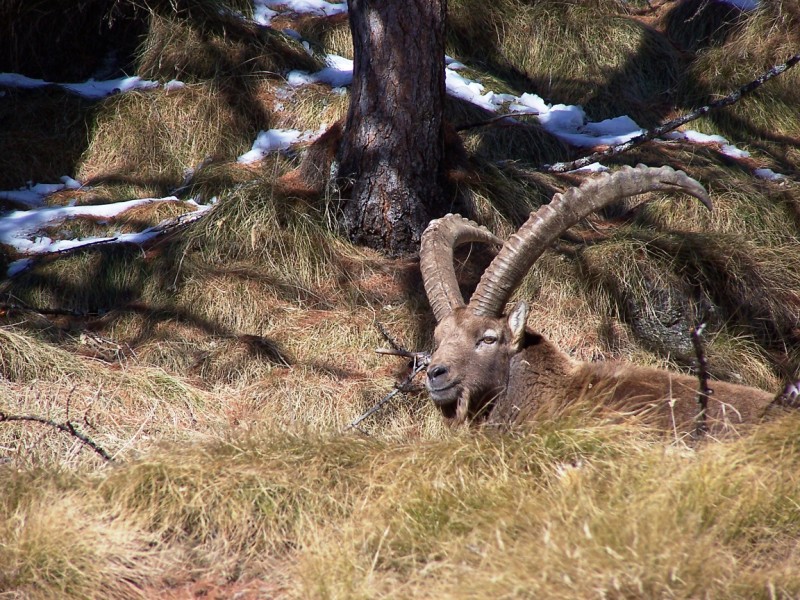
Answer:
[1,197,168,253]
[570,162,609,173]
[667,129,754,159]
[237,129,306,163]
[510,93,551,114]
[0,73,49,89]
[1,193,214,276]
[754,168,786,181]
[287,54,353,88]
[61,76,160,99]
[517,97,644,147]
[0,176,84,209]
[164,79,186,92]
[668,130,728,145]
[6,258,33,277]
[666,130,789,180]
[445,69,499,111]
[721,144,751,159]
[445,56,465,70]
[254,0,346,26]
[0,73,163,99]
[716,0,760,10]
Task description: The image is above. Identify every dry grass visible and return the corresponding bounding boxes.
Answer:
[1,0,800,597]
[78,83,261,189]
[448,0,684,124]
[2,422,800,598]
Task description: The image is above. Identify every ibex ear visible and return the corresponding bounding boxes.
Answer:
[507,301,529,351]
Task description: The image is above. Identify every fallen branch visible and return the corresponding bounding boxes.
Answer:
[375,347,432,363]
[373,321,431,366]
[690,322,712,439]
[6,205,214,280]
[343,360,428,433]
[0,410,114,462]
[343,324,431,433]
[538,52,800,172]
[0,298,106,318]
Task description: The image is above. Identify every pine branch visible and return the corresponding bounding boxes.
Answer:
[538,52,800,172]
[6,206,213,279]
[455,112,538,132]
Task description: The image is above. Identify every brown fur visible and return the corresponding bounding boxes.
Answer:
[427,304,792,437]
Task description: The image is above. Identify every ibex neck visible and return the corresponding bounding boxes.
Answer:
[486,332,574,426]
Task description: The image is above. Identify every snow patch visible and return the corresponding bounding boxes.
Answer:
[721,144,751,159]
[715,0,760,10]
[753,168,786,181]
[254,0,346,25]
[1,196,213,276]
[570,162,609,173]
[238,129,305,163]
[0,73,176,99]
[445,69,498,111]
[164,79,186,92]
[287,54,353,88]
[0,177,84,209]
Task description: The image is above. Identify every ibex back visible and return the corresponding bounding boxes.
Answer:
[420,165,799,435]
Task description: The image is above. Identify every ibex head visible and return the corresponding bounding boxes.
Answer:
[420,165,712,425]
[426,302,530,422]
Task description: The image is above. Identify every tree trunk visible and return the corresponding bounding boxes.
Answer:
[337,0,450,256]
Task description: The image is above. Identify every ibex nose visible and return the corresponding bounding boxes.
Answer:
[427,364,449,382]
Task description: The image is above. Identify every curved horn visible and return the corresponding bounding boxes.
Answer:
[469,164,712,317]
[420,214,503,322]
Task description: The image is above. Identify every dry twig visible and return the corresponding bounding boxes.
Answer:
[690,322,712,439]
[0,411,114,462]
[343,324,431,433]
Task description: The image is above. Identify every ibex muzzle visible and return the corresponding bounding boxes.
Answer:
[420,165,799,433]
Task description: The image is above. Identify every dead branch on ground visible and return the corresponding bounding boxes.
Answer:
[343,323,430,433]
[5,206,213,280]
[0,410,114,462]
[541,52,799,172]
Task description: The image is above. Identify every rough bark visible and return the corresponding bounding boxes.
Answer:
[337,0,450,256]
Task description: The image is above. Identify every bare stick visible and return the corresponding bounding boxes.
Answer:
[0,411,114,462]
[344,325,431,432]
[375,321,407,353]
[343,361,428,433]
[0,298,106,318]
[539,52,800,172]
[690,323,712,439]
[375,347,431,364]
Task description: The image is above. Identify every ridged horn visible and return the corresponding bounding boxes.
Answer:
[468,164,712,317]
[420,214,503,322]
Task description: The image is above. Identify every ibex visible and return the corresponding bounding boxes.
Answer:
[420,165,799,435]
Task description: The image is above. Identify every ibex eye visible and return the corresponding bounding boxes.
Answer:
[481,335,498,345]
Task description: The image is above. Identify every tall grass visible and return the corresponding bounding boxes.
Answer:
[2,421,800,597]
